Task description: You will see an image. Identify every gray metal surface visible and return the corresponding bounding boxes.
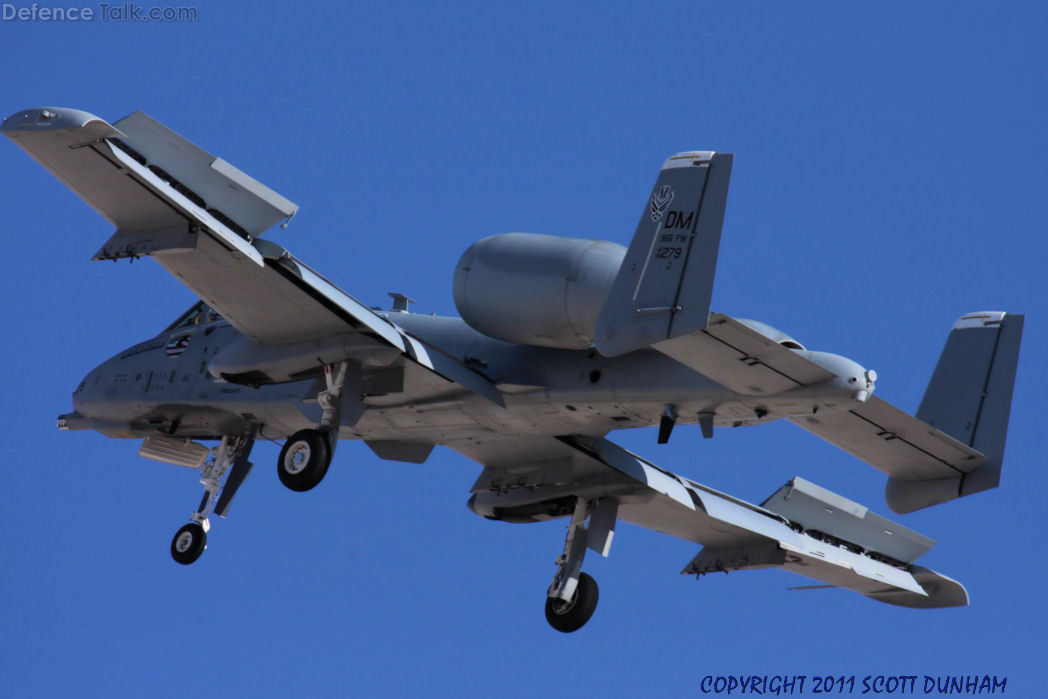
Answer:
[595,151,732,356]
[760,476,935,563]
[484,434,963,607]
[654,313,837,395]
[884,312,1024,512]
[792,396,986,481]
[138,436,210,468]
[454,233,626,349]
[6,105,1024,620]
[113,111,298,235]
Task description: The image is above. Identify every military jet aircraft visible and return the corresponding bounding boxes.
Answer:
[4,107,1023,633]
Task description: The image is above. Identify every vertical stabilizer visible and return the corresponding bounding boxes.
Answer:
[887,312,1024,512]
[594,151,732,356]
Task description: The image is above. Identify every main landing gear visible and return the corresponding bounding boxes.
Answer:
[278,428,331,491]
[544,497,617,633]
[276,360,354,492]
[170,433,255,565]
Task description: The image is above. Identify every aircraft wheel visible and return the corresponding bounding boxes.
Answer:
[545,572,599,633]
[278,429,332,492]
[171,522,207,565]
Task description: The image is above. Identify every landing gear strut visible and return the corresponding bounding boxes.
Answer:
[277,361,358,493]
[544,497,617,632]
[170,433,255,565]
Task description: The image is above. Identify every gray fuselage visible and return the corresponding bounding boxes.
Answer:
[69,310,860,449]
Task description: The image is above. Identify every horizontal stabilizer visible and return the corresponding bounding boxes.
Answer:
[791,312,1022,514]
[792,396,986,483]
[654,313,836,395]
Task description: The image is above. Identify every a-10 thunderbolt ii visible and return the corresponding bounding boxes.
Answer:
[4,107,1023,633]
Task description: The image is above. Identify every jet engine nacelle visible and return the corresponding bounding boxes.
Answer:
[453,233,626,349]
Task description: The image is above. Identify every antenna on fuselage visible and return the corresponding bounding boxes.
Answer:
[388,292,418,313]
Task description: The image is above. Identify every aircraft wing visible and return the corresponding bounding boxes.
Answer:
[458,434,967,608]
[3,107,503,407]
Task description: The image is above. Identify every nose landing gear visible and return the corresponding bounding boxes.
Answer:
[169,433,255,565]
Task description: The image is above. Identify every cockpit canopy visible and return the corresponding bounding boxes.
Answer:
[164,301,223,332]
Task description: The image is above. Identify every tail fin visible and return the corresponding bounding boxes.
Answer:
[594,151,732,356]
[886,312,1024,513]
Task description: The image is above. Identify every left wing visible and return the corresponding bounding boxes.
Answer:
[456,434,967,609]
[3,107,503,407]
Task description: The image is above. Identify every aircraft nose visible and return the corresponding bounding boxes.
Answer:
[71,364,104,416]
[62,370,98,431]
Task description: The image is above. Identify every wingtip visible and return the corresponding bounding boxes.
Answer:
[2,106,105,133]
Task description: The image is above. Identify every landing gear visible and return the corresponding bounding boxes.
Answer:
[276,360,360,493]
[544,497,617,633]
[171,522,207,565]
[170,433,255,565]
[278,429,331,491]
[545,571,599,633]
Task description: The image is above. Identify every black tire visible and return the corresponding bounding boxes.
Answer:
[545,572,599,633]
[171,522,207,565]
[277,429,332,492]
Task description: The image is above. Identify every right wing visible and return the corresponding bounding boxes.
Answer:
[456,434,967,609]
[3,107,503,407]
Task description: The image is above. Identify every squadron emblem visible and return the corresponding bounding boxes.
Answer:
[649,185,674,223]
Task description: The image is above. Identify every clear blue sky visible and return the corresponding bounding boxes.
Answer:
[2,2,1045,696]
